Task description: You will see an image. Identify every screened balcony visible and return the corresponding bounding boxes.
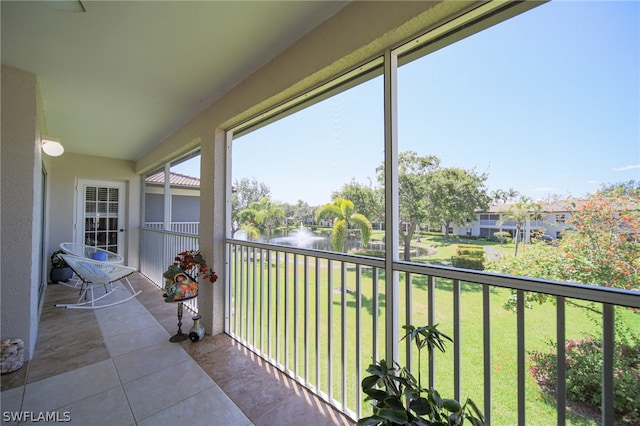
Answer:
[137,227,640,425]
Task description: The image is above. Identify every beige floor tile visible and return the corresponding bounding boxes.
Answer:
[101,322,170,357]
[11,273,354,426]
[95,302,160,338]
[55,386,135,426]
[138,384,253,426]
[123,357,215,421]
[113,339,191,383]
[27,337,110,384]
[253,383,353,426]
[1,385,24,415]
[22,359,120,413]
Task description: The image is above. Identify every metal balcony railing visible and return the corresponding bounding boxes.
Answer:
[143,221,200,235]
[140,227,199,313]
[225,238,640,425]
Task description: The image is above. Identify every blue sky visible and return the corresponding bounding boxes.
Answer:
[176,1,640,206]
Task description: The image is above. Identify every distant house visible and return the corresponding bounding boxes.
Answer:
[451,200,584,242]
[448,198,639,242]
[144,171,200,234]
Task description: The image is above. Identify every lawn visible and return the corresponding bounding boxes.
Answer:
[229,240,637,425]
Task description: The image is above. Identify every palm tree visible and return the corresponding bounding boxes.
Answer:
[499,195,541,256]
[237,196,284,241]
[315,198,372,253]
[505,188,520,203]
[490,189,506,204]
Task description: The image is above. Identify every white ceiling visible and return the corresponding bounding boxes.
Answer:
[1,0,348,161]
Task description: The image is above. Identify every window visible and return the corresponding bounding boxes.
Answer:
[231,66,384,253]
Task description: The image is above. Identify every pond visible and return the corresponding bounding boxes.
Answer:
[267,227,433,257]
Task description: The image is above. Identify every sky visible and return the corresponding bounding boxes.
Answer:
[174,1,640,206]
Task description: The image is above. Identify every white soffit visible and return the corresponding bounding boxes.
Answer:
[1,1,348,160]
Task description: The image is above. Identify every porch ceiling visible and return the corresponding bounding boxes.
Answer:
[1,0,348,161]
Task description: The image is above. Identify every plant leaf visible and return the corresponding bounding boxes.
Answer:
[357,415,383,426]
[362,375,381,389]
[409,397,432,416]
[383,396,405,411]
[363,389,388,402]
[442,398,461,412]
[463,398,485,424]
[376,408,409,424]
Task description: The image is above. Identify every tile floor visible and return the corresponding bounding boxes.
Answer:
[1,273,354,426]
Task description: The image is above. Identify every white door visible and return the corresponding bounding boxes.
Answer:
[76,179,126,255]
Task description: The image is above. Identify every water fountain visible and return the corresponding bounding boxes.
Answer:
[270,223,327,248]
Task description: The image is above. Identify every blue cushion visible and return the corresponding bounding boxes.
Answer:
[91,251,108,261]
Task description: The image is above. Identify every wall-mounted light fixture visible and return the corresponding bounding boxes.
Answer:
[42,138,65,157]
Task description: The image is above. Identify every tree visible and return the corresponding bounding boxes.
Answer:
[424,168,490,239]
[598,179,639,197]
[498,195,541,256]
[231,178,271,237]
[315,198,372,253]
[486,190,640,304]
[377,151,440,260]
[490,189,506,204]
[291,199,316,226]
[490,188,519,204]
[559,194,639,290]
[332,178,384,224]
[504,188,520,203]
[237,196,284,241]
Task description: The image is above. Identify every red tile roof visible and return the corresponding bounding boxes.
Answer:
[145,171,200,188]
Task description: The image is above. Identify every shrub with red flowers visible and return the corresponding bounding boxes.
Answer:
[165,250,218,283]
[529,337,640,424]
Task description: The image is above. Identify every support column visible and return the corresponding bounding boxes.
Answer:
[198,128,227,335]
[383,50,399,366]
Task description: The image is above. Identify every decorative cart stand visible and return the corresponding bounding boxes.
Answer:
[163,268,199,342]
[163,250,218,343]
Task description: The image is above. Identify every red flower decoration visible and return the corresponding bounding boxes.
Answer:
[171,250,218,283]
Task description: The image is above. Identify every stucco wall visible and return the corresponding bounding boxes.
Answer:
[47,153,141,267]
[1,65,41,359]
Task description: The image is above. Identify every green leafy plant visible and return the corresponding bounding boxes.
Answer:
[50,249,69,268]
[529,337,640,424]
[359,324,484,425]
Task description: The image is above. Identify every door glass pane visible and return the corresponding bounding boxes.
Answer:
[83,184,120,252]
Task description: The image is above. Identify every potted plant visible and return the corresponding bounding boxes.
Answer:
[359,324,484,425]
[49,250,73,283]
[162,250,218,302]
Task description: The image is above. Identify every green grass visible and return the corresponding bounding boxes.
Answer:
[228,243,638,425]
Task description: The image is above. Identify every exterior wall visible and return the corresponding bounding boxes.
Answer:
[47,153,140,267]
[452,210,573,240]
[145,193,164,222]
[171,195,199,222]
[1,65,42,359]
[144,186,200,223]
